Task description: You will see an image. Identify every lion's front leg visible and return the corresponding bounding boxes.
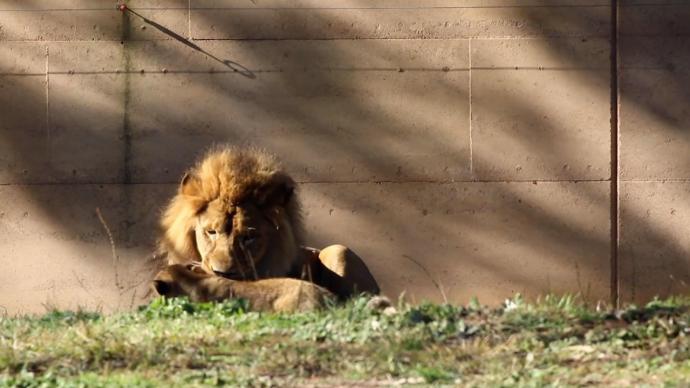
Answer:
[301,245,380,299]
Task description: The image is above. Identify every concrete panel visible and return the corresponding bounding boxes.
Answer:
[0,184,173,315]
[0,42,46,74]
[619,182,690,304]
[1,44,128,184]
[472,68,610,180]
[0,10,122,41]
[620,36,690,70]
[620,3,690,37]
[128,0,189,9]
[619,69,690,180]
[126,39,468,72]
[193,1,610,8]
[0,76,48,184]
[472,38,610,69]
[0,2,188,41]
[300,181,610,305]
[0,1,124,10]
[48,41,124,73]
[0,73,126,184]
[47,74,126,183]
[128,71,470,183]
[125,8,189,41]
[191,6,609,40]
[0,179,610,314]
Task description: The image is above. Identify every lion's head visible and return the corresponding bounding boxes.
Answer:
[158,146,304,279]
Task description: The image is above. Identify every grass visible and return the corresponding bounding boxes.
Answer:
[2,295,690,386]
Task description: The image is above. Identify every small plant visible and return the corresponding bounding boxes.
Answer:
[138,296,248,320]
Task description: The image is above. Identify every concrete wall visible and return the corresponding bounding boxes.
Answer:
[0,0,687,314]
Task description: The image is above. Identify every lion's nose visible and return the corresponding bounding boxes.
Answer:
[211,263,242,279]
[210,263,229,274]
[213,269,228,277]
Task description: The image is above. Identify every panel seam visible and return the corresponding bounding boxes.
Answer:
[610,0,620,308]
[45,45,51,162]
[468,38,473,178]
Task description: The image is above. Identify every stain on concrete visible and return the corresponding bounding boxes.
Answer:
[121,9,134,246]
[121,11,132,185]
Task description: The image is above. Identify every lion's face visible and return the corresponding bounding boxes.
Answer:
[195,198,280,278]
[159,147,304,281]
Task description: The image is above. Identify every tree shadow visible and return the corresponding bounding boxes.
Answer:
[1,1,689,313]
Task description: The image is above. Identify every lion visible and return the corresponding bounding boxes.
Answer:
[153,145,379,307]
[153,264,334,312]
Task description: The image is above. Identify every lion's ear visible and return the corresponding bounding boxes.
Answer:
[257,173,295,208]
[180,172,202,197]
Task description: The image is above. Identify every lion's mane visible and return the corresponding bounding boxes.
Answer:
[157,146,304,275]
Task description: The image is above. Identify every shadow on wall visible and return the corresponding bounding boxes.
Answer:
[0,2,689,313]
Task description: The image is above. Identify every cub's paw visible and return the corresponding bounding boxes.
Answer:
[185,262,207,274]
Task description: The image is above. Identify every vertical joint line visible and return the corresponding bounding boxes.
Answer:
[188,0,192,40]
[468,39,473,178]
[610,0,620,308]
[121,9,134,244]
[45,46,51,159]
[122,9,132,185]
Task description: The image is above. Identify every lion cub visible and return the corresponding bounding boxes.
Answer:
[153,264,334,313]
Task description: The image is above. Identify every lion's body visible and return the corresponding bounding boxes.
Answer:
[154,146,379,304]
[154,264,333,312]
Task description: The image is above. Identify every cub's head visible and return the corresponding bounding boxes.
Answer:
[152,264,208,300]
[158,146,303,279]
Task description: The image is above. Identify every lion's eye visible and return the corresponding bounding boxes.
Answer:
[206,229,217,236]
[243,227,258,246]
